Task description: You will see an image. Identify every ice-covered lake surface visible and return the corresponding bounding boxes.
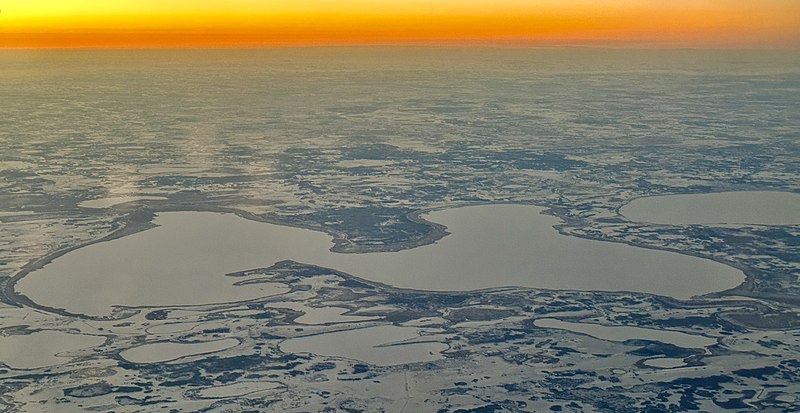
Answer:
[196,381,283,399]
[620,191,800,226]
[643,357,688,369]
[17,204,744,316]
[280,325,448,366]
[0,331,105,369]
[533,318,717,349]
[119,338,240,364]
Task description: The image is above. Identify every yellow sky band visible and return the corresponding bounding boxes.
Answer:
[1,1,798,48]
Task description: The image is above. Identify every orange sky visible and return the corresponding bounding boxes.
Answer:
[1,1,799,48]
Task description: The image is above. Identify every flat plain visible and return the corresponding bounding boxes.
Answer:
[1,48,798,412]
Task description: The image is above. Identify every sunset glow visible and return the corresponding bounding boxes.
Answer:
[1,1,799,48]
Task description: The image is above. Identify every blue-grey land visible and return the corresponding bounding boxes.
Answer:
[0,48,798,412]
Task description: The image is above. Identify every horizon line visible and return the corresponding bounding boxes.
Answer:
[3,38,799,51]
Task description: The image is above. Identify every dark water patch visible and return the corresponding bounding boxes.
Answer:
[733,366,780,381]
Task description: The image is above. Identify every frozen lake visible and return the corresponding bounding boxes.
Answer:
[120,338,239,363]
[621,191,800,225]
[16,204,745,317]
[533,318,717,349]
[280,325,447,366]
[0,331,105,369]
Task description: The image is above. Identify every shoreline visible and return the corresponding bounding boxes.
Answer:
[3,200,790,327]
